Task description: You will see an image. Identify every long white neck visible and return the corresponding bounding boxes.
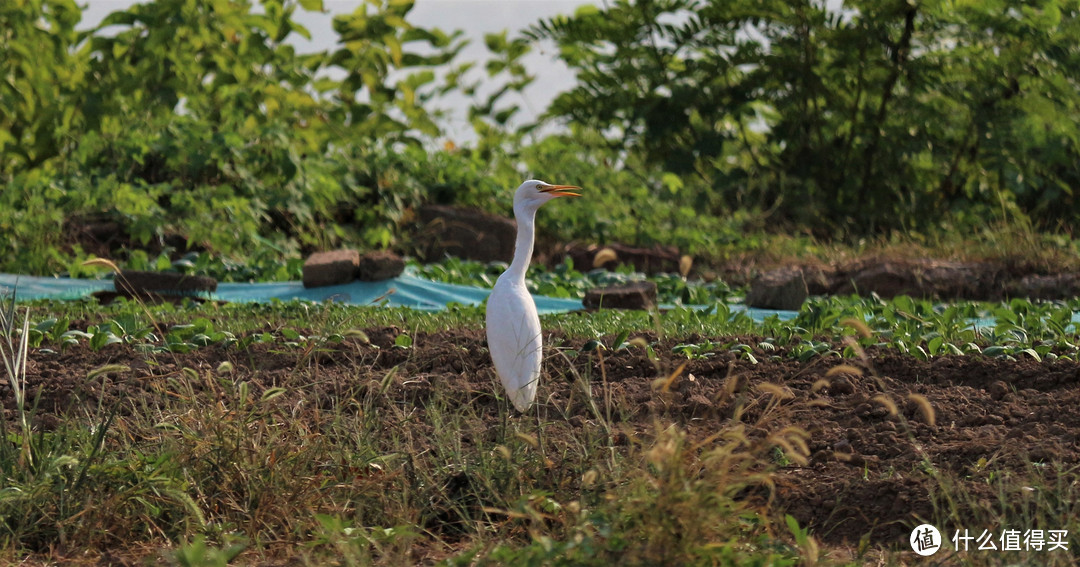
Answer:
[505,207,537,284]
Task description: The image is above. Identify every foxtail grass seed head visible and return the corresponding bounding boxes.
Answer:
[756,382,794,400]
[771,439,809,466]
[344,329,371,343]
[722,371,742,397]
[679,255,693,277]
[907,393,936,426]
[593,247,618,268]
[81,257,121,273]
[86,364,130,380]
[840,336,867,360]
[646,440,677,468]
[826,364,864,377]
[515,432,539,448]
[841,317,873,338]
[260,387,286,403]
[871,394,899,416]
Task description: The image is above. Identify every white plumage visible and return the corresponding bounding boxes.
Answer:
[486,179,581,412]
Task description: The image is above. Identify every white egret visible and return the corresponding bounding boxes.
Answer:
[486,179,581,412]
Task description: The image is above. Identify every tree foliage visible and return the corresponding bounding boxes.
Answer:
[0,0,84,173]
[529,0,1080,231]
[0,0,485,274]
[1,0,1078,277]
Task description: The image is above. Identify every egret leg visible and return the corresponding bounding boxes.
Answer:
[498,391,510,443]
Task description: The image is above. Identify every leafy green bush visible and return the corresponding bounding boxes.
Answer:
[0,0,476,275]
[1,0,1078,278]
[528,0,1080,232]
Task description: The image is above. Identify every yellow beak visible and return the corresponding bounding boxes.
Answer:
[539,184,582,198]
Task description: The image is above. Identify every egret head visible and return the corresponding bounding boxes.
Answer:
[513,179,582,214]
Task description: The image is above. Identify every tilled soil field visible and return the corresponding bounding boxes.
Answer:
[5,327,1080,556]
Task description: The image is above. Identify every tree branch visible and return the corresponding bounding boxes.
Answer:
[859,4,917,195]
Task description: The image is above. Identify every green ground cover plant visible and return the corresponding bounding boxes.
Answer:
[14,288,1080,365]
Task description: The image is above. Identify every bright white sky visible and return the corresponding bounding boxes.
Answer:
[80,0,595,140]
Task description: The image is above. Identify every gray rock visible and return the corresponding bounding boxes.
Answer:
[357,250,405,281]
[303,249,360,288]
[416,205,517,263]
[832,259,999,299]
[113,270,217,301]
[565,243,681,274]
[1009,273,1080,300]
[835,263,923,298]
[583,281,658,310]
[746,267,807,310]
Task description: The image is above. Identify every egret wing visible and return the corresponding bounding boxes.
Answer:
[486,281,542,411]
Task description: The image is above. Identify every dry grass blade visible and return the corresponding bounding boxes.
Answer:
[15,310,29,399]
[714,368,745,408]
[810,378,831,393]
[724,368,742,395]
[651,361,688,393]
[378,365,400,395]
[480,506,530,520]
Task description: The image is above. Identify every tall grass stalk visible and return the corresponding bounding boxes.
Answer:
[0,286,33,464]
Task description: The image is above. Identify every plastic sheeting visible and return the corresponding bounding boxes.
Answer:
[0,272,798,321]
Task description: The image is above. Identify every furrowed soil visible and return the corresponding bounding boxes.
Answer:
[6,327,1080,562]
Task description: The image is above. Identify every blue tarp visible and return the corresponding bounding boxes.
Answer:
[0,272,797,321]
